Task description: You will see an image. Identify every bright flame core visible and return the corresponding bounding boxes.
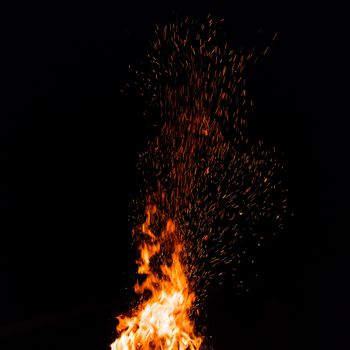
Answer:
[111,206,203,350]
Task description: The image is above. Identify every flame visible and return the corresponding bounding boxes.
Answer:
[111,206,203,350]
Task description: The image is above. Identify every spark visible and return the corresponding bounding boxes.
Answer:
[131,16,287,306]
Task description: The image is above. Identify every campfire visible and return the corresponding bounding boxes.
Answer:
[110,15,287,350]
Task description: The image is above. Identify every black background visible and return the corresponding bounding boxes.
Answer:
[1,1,349,349]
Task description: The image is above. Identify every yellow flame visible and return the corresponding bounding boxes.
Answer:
[111,206,203,350]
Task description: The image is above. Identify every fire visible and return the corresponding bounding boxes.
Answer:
[110,15,287,349]
[111,206,203,350]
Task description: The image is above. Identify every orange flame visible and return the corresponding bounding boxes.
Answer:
[111,206,203,350]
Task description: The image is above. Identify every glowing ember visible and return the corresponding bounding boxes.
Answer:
[111,206,203,350]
